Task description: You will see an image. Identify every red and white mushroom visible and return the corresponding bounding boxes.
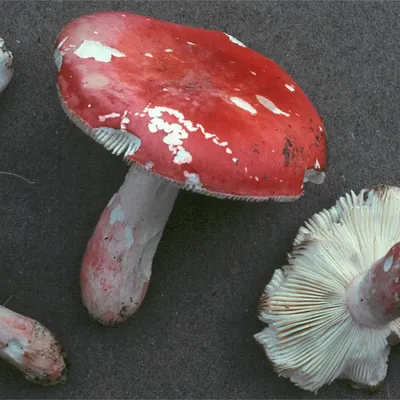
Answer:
[256,185,400,392]
[0,305,67,385]
[54,12,328,325]
[0,38,14,94]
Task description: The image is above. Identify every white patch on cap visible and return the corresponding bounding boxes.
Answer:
[74,40,126,62]
[110,204,125,225]
[144,53,153,58]
[224,33,246,47]
[144,161,154,170]
[232,157,238,163]
[314,159,320,169]
[94,31,99,35]
[99,112,121,122]
[120,110,129,130]
[285,84,295,92]
[145,108,191,165]
[383,255,394,272]
[173,147,192,165]
[230,97,257,115]
[250,71,256,75]
[165,49,173,52]
[184,171,202,190]
[187,42,196,46]
[124,226,135,248]
[256,95,290,117]
[226,148,232,154]
[121,117,130,129]
[319,126,323,132]
[255,176,259,181]
[98,110,130,131]
[142,104,236,164]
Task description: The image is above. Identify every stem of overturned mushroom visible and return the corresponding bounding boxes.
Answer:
[347,241,400,328]
[0,38,14,94]
[80,165,179,325]
[0,306,67,385]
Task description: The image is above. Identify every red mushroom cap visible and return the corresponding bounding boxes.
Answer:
[54,11,327,201]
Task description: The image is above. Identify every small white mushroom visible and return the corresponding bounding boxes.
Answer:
[0,38,14,94]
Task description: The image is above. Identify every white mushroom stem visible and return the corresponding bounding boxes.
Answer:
[347,241,400,329]
[0,305,67,385]
[0,38,14,94]
[80,165,180,325]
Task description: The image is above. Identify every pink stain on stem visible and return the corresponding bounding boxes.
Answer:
[81,167,179,325]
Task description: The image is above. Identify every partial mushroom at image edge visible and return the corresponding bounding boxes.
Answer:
[0,38,14,94]
[255,184,400,393]
[0,305,68,385]
[54,11,328,325]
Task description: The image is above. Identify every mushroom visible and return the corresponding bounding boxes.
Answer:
[255,185,400,393]
[54,11,328,325]
[0,305,67,385]
[0,38,14,94]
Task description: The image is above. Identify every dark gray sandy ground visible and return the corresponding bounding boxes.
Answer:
[0,0,400,398]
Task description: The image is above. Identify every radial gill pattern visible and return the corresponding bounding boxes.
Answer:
[255,185,400,392]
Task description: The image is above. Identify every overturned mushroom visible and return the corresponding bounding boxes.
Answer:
[0,305,67,385]
[0,38,13,94]
[255,185,400,393]
[54,12,328,325]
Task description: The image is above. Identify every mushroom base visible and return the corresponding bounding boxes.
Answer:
[81,165,179,325]
[0,306,67,385]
